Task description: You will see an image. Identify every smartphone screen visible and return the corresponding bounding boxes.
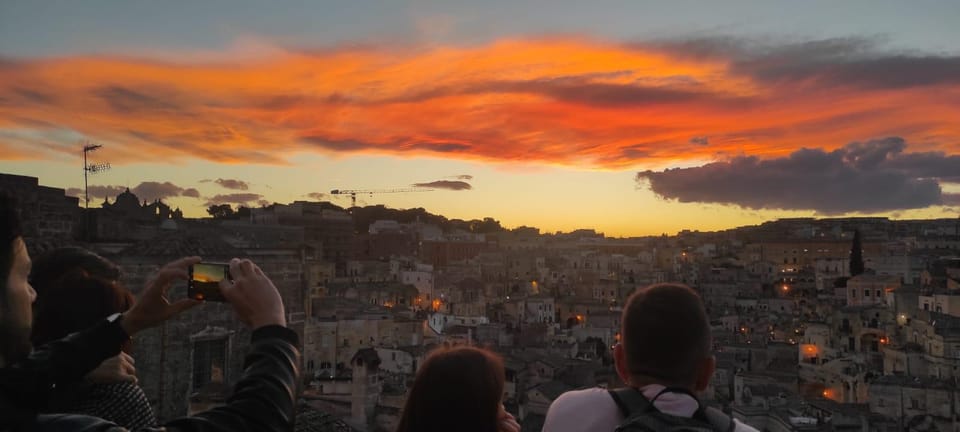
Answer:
[188,262,230,302]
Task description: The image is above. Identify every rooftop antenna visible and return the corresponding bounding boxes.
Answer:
[82,141,110,209]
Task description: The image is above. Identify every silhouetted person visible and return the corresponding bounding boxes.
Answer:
[396,345,519,432]
[543,283,759,432]
[0,193,300,432]
[31,247,156,429]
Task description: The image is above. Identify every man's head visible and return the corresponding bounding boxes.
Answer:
[0,193,36,365]
[614,283,714,391]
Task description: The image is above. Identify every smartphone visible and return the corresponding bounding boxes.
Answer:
[188,262,230,302]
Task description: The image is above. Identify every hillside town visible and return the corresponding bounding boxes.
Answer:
[3,172,959,432]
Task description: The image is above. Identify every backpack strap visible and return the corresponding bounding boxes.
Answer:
[649,386,700,404]
[700,407,736,432]
[612,387,736,432]
[608,387,656,418]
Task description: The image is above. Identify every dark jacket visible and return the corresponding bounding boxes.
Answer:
[0,318,300,432]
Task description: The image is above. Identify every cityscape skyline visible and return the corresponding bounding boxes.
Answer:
[2,3,960,430]
[2,1,959,236]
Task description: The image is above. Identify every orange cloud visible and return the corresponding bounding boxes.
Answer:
[1,37,958,168]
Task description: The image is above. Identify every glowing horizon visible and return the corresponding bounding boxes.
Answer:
[2,2,959,236]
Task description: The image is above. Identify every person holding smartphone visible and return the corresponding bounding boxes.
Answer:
[0,193,300,432]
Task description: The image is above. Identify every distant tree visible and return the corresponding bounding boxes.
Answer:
[471,217,504,234]
[207,204,235,219]
[236,206,251,219]
[850,229,865,276]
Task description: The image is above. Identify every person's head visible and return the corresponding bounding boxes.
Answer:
[30,247,134,352]
[396,345,505,432]
[614,283,714,392]
[0,193,36,366]
[29,246,122,298]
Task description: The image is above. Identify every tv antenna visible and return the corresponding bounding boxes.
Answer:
[82,141,110,209]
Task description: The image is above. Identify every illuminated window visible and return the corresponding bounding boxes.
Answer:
[192,338,227,390]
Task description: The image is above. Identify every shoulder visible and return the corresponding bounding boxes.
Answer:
[544,388,621,432]
[733,419,761,432]
[549,387,614,409]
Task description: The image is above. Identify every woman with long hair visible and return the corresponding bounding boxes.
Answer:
[30,247,157,429]
[396,345,520,432]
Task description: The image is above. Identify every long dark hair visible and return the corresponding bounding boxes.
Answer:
[396,345,505,432]
[0,193,22,299]
[30,247,134,351]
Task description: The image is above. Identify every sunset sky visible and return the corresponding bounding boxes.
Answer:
[2,1,959,236]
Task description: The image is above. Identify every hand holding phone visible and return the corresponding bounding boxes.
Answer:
[219,258,286,329]
[188,262,231,302]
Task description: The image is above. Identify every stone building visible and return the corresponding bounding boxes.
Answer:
[0,173,79,250]
[868,375,959,431]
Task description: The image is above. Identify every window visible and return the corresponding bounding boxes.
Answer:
[192,338,227,391]
[864,289,870,297]
[850,289,856,298]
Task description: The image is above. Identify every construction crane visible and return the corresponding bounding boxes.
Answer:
[330,188,433,208]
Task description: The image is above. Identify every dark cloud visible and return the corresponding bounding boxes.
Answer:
[643,36,960,90]
[205,193,264,207]
[689,136,709,146]
[66,182,200,202]
[64,185,126,200]
[381,67,745,109]
[214,178,250,191]
[636,137,958,214]
[411,180,472,191]
[390,78,740,108]
[12,86,56,105]
[882,151,960,183]
[495,80,728,107]
[305,192,325,200]
[741,54,960,90]
[132,181,198,202]
[407,142,472,153]
[302,136,472,154]
[94,86,180,113]
[452,175,474,180]
[943,193,960,206]
[301,137,372,152]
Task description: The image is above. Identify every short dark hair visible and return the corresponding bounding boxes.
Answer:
[620,283,711,387]
[396,346,505,432]
[30,248,133,350]
[0,193,23,298]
